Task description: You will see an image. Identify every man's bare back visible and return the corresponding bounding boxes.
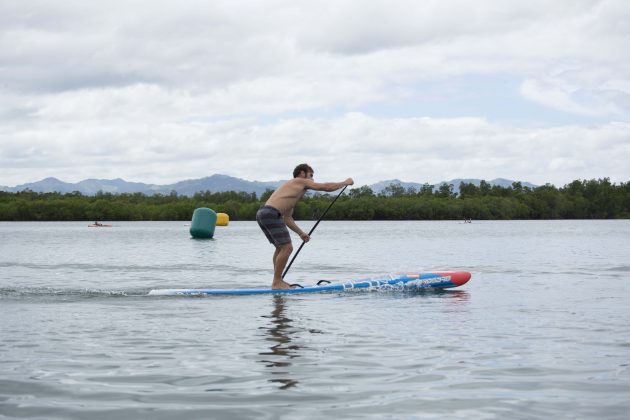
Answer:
[265,178,308,215]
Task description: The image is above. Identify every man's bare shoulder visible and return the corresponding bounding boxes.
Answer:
[272,178,308,197]
[285,177,310,190]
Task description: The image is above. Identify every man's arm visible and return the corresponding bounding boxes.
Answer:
[304,178,354,192]
[284,209,310,242]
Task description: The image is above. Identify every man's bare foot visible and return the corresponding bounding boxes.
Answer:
[271,280,292,290]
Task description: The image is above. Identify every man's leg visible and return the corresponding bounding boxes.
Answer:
[272,242,293,289]
[273,246,280,268]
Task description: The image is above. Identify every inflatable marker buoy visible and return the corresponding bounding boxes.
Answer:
[216,212,229,226]
[190,208,217,238]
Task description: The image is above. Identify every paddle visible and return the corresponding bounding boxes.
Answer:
[281,185,348,279]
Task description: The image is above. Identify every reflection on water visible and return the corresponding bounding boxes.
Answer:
[439,289,470,304]
[386,288,471,304]
[259,295,301,390]
[256,290,468,391]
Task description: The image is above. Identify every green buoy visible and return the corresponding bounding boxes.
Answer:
[190,207,217,239]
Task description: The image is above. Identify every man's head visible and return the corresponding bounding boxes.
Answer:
[293,163,314,178]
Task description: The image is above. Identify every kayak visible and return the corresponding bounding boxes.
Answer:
[148,271,471,296]
[88,224,112,227]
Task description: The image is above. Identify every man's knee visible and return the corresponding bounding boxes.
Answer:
[279,242,293,255]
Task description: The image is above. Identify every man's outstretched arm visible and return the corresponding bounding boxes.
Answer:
[304,178,354,192]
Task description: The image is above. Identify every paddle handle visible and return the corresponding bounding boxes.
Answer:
[281,185,347,279]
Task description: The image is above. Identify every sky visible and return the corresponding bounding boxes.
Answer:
[1,0,629,188]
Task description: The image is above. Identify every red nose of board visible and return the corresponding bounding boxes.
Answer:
[436,271,471,286]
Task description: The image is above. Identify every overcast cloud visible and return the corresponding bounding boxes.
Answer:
[1,0,629,187]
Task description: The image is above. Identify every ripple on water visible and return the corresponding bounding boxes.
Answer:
[2,220,630,419]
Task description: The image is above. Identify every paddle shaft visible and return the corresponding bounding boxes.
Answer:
[281,185,348,279]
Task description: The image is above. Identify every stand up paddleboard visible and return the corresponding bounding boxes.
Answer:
[148,271,471,296]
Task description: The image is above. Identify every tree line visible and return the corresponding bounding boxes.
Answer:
[1,178,629,221]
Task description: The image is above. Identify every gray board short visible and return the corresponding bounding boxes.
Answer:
[256,205,291,245]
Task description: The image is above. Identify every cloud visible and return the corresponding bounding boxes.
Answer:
[3,1,628,94]
[2,108,629,187]
[520,71,630,119]
[1,0,629,187]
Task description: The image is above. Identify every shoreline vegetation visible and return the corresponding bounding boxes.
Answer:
[1,178,629,221]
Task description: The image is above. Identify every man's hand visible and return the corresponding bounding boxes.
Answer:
[345,178,354,186]
[299,232,310,242]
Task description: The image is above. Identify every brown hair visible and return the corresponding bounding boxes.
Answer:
[293,163,314,178]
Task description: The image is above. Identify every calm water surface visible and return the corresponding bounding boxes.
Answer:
[1,220,629,419]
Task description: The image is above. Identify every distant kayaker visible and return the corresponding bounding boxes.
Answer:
[256,163,353,290]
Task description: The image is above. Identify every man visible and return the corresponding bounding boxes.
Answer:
[256,163,354,289]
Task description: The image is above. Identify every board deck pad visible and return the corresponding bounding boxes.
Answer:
[148,271,471,296]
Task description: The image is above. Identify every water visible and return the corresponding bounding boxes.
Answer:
[1,220,629,419]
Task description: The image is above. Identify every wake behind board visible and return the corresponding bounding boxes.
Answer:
[148,271,471,296]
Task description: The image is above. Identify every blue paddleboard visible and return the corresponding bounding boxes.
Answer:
[147,271,471,296]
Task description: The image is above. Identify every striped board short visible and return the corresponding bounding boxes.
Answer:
[256,205,291,246]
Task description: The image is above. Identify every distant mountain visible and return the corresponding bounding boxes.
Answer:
[77,178,155,195]
[369,179,426,193]
[3,177,80,194]
[445,178,537,190]
[1,174,536,196]
[157,174,282,197]
[1,174,282,197]
[1,177,156,195]
[368,178,537,195]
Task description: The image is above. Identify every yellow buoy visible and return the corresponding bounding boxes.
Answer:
[216,212,229,226]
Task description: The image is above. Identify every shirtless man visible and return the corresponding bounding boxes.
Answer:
[256,163,354,289]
